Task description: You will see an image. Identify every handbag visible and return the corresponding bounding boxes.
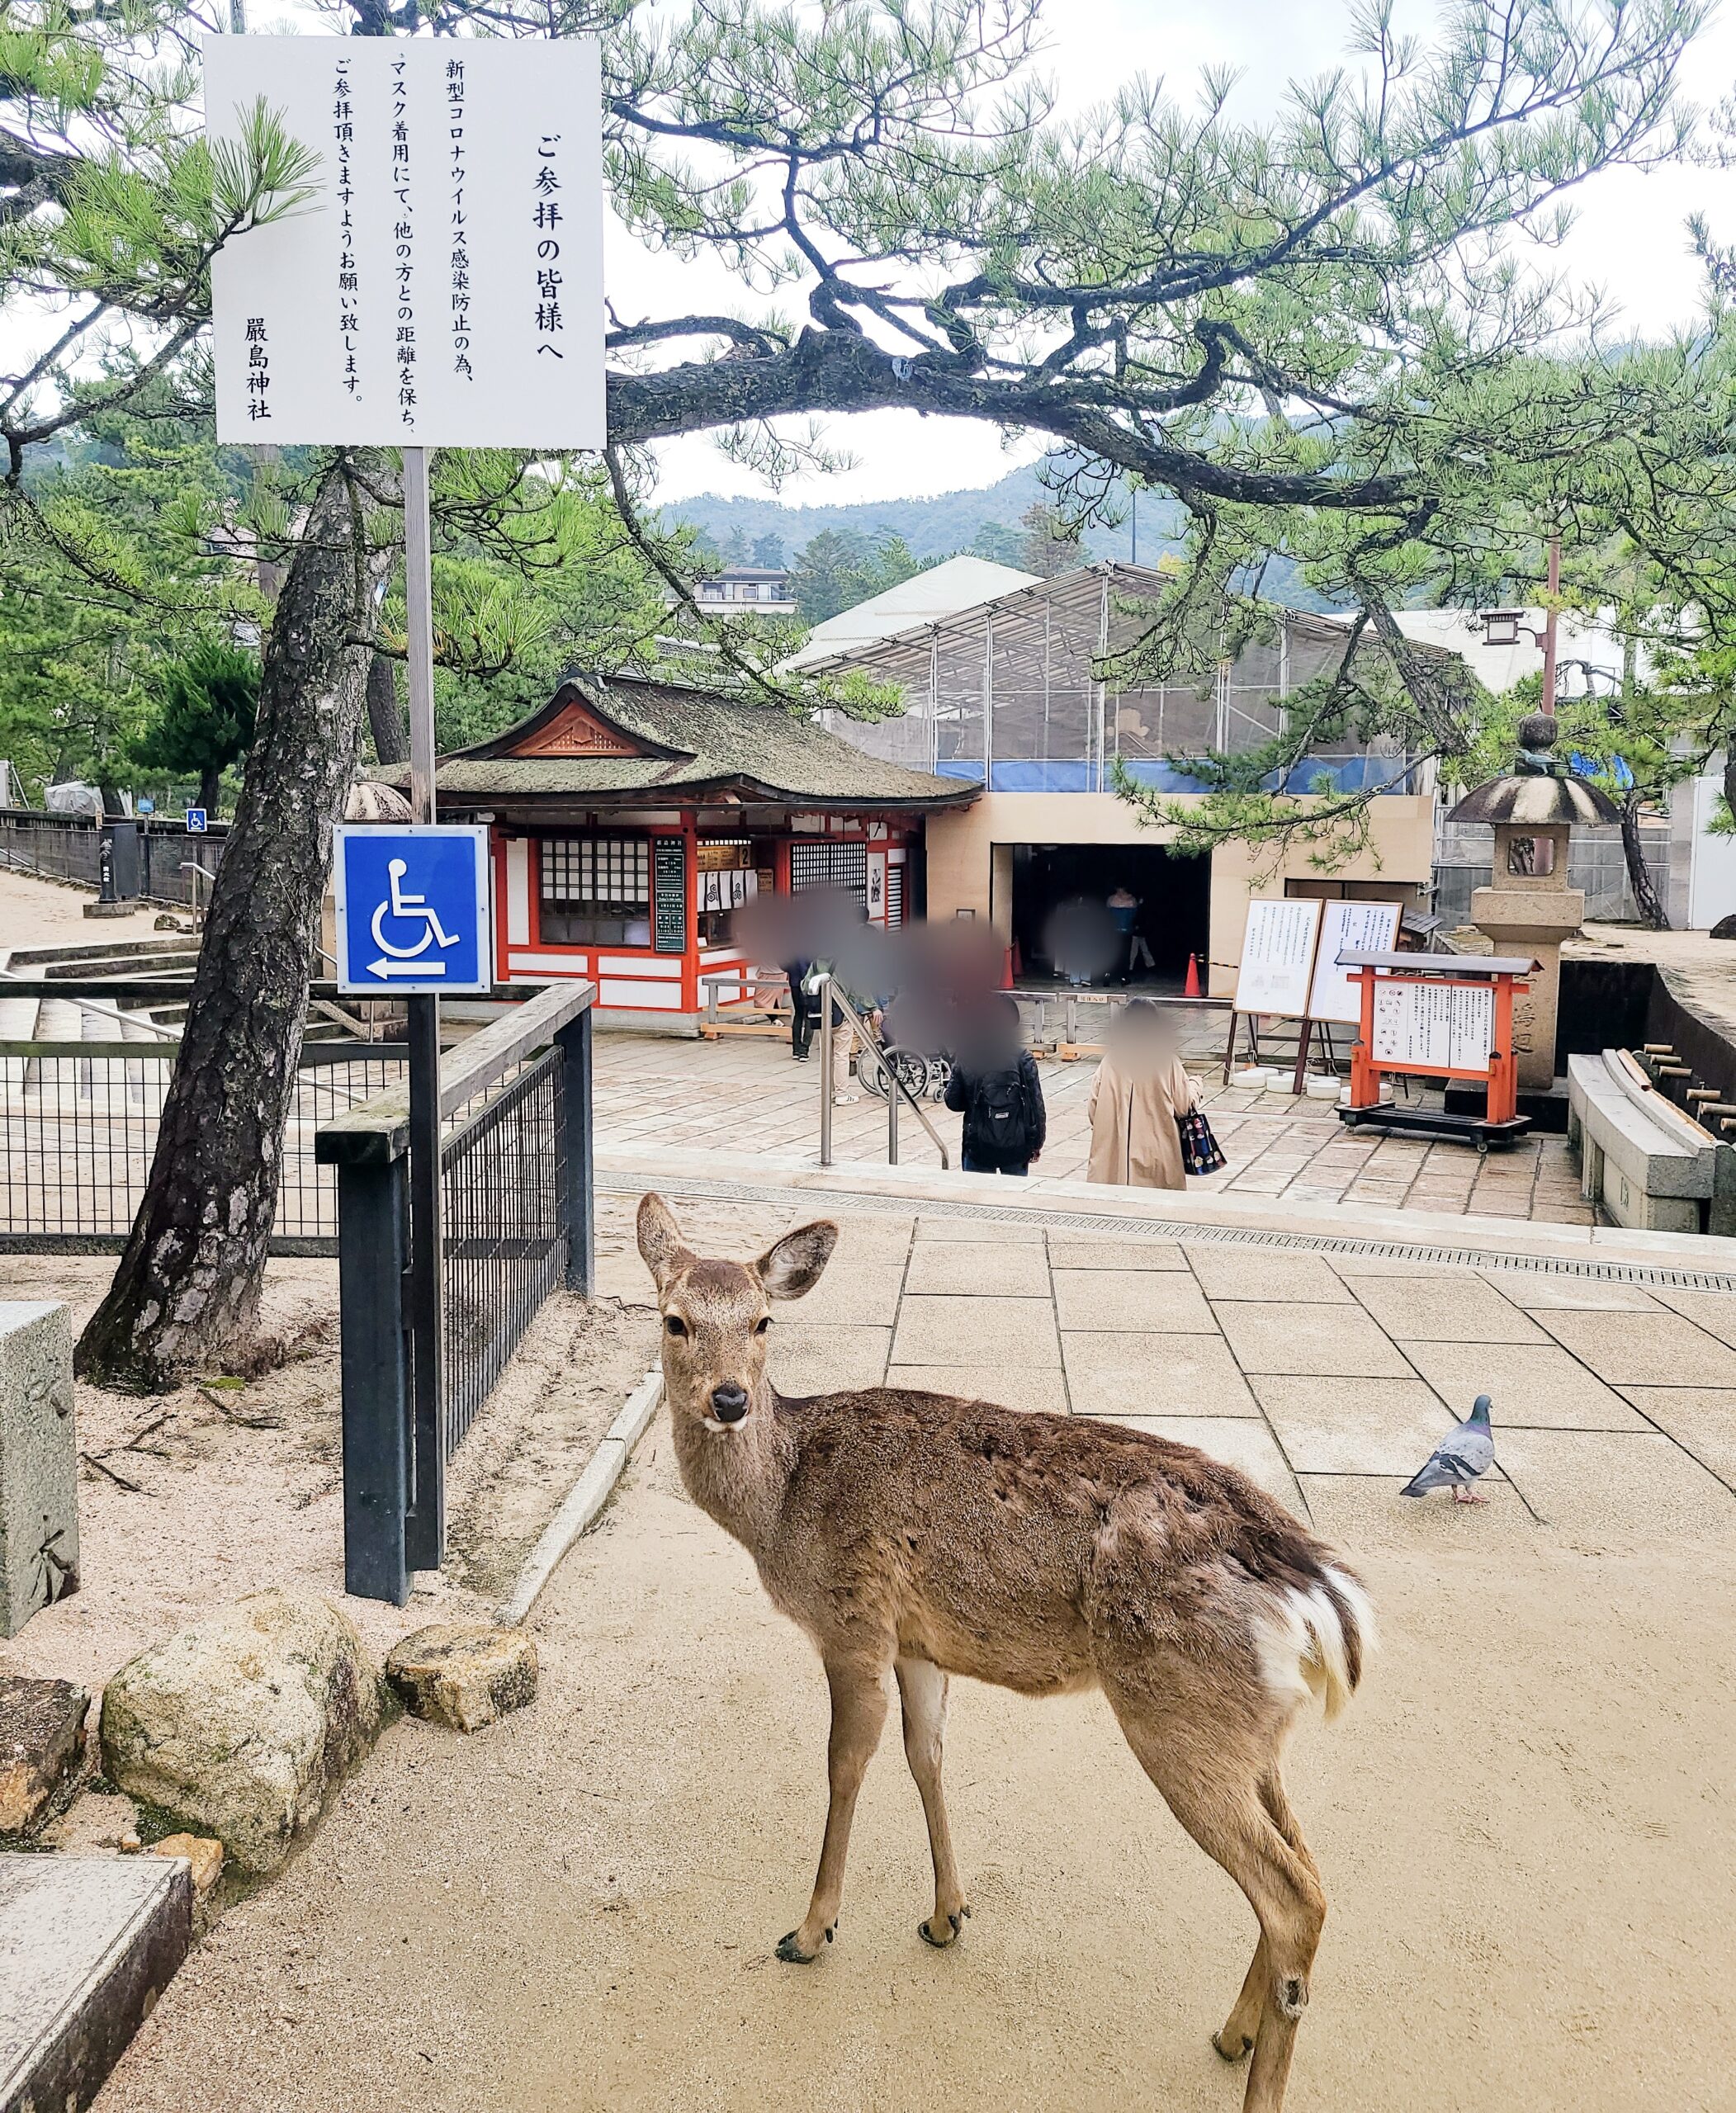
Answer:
[1176,1104,1227,1177]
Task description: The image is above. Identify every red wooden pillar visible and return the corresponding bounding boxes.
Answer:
[1349,966,1380,1108]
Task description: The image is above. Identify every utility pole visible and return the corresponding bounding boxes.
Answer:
[1540,534,1561,717]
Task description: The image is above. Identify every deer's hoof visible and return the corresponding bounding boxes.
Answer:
[1212,2032,1253,2065]
[776,1926,831,1964]
[919,1906,970,1949]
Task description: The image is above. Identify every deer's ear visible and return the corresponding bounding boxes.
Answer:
[637,1193,692,1293]
[756,1219,838,1301]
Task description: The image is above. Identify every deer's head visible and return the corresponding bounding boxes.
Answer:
[637,1193,836,1431]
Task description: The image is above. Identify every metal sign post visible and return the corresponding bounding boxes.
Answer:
[402,444,443,1571]
[206,33,605,1588]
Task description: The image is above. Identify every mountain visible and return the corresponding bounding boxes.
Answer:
[657,455,1339,610]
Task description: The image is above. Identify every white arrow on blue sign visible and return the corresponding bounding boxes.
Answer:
[333,825,493,995]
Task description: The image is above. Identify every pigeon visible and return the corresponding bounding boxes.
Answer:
[1401,1394,1495,1505]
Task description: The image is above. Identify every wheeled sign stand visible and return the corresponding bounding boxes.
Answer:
[1336,950,1540,1153]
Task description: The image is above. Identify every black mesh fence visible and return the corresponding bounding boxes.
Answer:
[439,1047,565,1453]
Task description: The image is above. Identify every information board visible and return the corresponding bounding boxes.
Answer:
[206,37,603,447]
[1369,980,1494,1075]
[1231,897,1323,1018]
[653,837,687,954]
[1308,900,1403,1024]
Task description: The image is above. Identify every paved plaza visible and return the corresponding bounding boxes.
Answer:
[586,1188,1736,1537]
[593,1028,1594,1222]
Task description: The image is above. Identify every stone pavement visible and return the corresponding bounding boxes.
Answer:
[590,1189,1736,1537]
[593,1029,1593,1222]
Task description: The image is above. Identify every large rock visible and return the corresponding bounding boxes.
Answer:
[0,1300,78,1638]
[99,1589,386,1876]
[0,1676,89,1836]
[386,1623,538,1732]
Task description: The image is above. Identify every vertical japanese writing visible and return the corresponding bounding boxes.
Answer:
[447,58,471,379]
[391,54,415,423]
[533,133,564,360]
[244,315,272,422]
[333,57,360,398]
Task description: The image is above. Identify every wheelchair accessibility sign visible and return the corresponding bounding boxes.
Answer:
[333,825,493,995]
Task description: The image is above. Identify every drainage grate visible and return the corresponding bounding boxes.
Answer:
[596,1170,1736,1293]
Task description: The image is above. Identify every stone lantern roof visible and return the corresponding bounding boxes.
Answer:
[1447,711,1621,827]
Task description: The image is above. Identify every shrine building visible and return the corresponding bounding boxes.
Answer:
[380,669,977,1030]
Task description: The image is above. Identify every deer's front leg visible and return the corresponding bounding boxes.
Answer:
[777,1656,889,1964]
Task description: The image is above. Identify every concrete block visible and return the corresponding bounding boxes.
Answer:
[0,1676,90,1837]
[0,1854,191,2113]
[0,1302,78,1639]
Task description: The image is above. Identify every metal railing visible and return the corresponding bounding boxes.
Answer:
[1,1039,406,1252]
[816,976,950,1172]
[0,809,229,906]
[316,981,595,1604]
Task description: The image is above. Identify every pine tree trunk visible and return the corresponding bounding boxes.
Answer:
[198,765,222,815]
[365,652,408,763]
[76,458,380,1391]
[1620,790,1670,930]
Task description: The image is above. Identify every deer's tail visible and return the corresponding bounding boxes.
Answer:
[1252,1561,1376,1724]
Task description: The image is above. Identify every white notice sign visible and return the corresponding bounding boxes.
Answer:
[206,37,603,447]
[1307,899,1403,1024]
[1232,897,1323,1018]
[1369,981,1494,1075]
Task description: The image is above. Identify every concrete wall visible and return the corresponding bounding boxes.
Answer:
[922,789,1436,990]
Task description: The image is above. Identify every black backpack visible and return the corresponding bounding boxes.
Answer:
[972,1066,1029,1158]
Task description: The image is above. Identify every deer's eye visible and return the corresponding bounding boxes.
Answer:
[755,1316,771,1335]
[665,1315,687,1338]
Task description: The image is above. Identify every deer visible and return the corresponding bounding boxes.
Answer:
[636,1193,1373,2113]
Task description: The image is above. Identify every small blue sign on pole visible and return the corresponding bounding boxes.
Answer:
[332,825,493,995]
[185,807,207,834]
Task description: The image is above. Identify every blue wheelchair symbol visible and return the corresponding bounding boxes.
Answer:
[185,807,207,834]
[333,825,492,995]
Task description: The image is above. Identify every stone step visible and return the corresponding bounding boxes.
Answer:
[0,1855,192,2113]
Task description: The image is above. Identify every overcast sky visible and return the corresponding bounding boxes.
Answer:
[634,0,1736,505]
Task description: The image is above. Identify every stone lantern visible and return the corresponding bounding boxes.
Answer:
[1447,712,1620,1092]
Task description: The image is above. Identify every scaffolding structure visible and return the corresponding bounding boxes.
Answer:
[813,563,1421,796]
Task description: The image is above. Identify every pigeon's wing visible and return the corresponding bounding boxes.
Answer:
[1401,1425,1495,1496]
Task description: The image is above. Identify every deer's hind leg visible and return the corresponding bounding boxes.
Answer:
[1105,1683,1326,2113]
[896,1655,971,1948]
[776,1652,889,1965]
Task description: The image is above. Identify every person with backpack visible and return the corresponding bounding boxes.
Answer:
[944,995,1046,1176]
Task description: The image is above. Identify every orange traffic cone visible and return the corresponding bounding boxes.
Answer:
[1001,946,1015,991]
[1184,952,1202,998]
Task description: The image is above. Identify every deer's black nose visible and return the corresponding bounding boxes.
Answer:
[711,1383,748,1424]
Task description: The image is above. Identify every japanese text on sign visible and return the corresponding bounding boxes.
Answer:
[207,37,603,447]
[1369,981,1494,1075]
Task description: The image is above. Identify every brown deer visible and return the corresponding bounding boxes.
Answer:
[637,1193,1372,2113]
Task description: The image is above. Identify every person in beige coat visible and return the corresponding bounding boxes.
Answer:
[1086,1000,1200,1189]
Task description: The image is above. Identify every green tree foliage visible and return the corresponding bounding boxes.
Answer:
[750,532,785,570]
[130,636,259,814]
[1016,501,1084,579]
[788,527,926,622]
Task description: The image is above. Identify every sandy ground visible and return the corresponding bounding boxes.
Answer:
[0,867,174,949]
[0,1254,658,1695]
[94,1409,1736,2113]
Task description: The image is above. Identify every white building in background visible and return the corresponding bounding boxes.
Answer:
[785,555,1038,667]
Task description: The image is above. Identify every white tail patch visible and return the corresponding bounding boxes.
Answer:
[1252,1566,1376,1724]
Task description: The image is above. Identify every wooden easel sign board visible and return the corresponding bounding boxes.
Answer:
[1307,900,1403,1024]
[1231,898,1322,1017]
